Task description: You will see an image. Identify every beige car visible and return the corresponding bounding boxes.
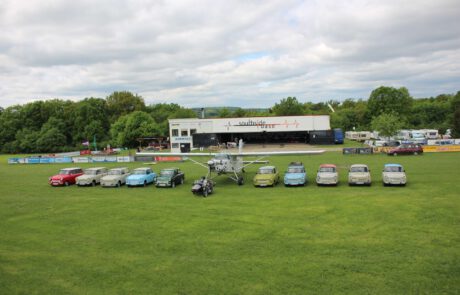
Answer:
[100,167,130,188]
[76,167,108,186]
[348,164,372,186]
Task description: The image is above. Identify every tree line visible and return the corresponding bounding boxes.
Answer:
[0,87,459,153]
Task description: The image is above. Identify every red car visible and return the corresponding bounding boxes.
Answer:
[387,144,423,156]
[49,167,84,186]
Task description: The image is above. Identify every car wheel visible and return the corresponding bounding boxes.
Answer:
[203,189,208,197]
[92,180,96,187]
[393,153,398,156]
[144,181,147,187]
[180,178,184,185]
[414,152,418,155]
[172,182,175,188]
[117,181,121,188]
[238,177,244,185]
[64,181,70,186]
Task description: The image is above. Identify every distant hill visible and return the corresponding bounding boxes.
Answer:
[191,107,269,118]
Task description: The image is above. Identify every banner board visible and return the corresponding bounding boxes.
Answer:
[73,157,90,163]
[423,145,460,153]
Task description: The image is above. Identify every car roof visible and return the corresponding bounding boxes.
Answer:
[61,167,81,170]
[134,167,151,170]
[86,167,107,170]
[384,164,402,167]
[320,164,336,168]
[350,164,368,168]
[260,166,276,170]
[288,162,304,166]
[110,167,128,170]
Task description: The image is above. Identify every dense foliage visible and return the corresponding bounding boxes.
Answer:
[0,88,458,153]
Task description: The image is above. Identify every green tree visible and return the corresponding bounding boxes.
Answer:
[452,91,460,137]
[272,97,304,116]
[218,108,232,118]
[106,91,145,122]
[232,108,247,117]
[371,113,405,139]
[368,86,413,117]
[110,111,159,147]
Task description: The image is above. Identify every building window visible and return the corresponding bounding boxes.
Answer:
[172,129,179,137]
[190,129,197,135]
[172,143,179,148]
[181,129,188,136]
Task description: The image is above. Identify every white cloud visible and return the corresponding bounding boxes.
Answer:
[0,0,459,107]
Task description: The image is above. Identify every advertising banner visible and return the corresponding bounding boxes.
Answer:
[54,157,73,163]
[117,156,132,163]
[92,156,106,162]
[423,145,460,153]
[8,158,20,164]
[26,157,41,164]
[105,156,118,162]
[73,157,90,163]
[155,156,183,162]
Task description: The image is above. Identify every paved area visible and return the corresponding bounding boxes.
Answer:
[229,143,343,152]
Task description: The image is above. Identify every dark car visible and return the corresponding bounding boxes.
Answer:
[387,144,423,156]
[155,168,185,188]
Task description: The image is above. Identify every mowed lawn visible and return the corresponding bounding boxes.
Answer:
[0,152,459,294]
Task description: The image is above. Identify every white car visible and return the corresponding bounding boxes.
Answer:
[348,164,371,186]
[316,164,339,186]
[382,164,407,186]
[100,167,130,188]
[76,167,108,186]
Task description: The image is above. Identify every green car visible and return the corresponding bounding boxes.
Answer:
[253,166,280,187]
[155,168,185,188]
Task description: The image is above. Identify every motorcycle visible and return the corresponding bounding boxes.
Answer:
[191,177,214,197]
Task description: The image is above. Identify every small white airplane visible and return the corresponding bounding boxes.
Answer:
[136,140,325,185]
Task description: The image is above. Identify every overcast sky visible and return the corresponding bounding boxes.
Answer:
[1,0,459,108]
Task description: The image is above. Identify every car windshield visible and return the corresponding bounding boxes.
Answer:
[84,170,98,175]
[384,166,402,172]
[108,170,122,175]
[287,167,304,173]
[258,169,274,174]
[319,167,336,173]
[350,167,367,172]
[59,170,71,175]
[133,170,148,175]
[160,170,174,176]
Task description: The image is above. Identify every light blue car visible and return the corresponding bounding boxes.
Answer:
[284,162,307,186]
[126,167,157,187]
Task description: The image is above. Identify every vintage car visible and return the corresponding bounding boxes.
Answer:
[283,162,306,186]
[348,164,372,186]
[155,168,185,188]
[253,166,280,187]
[49,167,84,186]
[387,144,423,156]
[382,164,407,186]
[126,167,157,187]
[100,167,130,188]
[316,164,339,186]
[76,167,108,186]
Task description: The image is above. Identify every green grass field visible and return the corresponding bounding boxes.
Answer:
[0,152,459,294]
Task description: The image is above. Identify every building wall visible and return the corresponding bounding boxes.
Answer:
[169,115,331,152]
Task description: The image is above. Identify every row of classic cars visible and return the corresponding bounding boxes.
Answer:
[49,167,185,188]
[252,162,407,187]
[49,162,407,188]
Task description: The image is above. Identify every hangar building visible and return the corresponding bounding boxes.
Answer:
[168,115,331,153]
